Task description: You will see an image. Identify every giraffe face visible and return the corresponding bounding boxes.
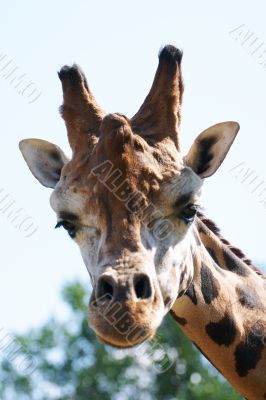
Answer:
[48,113,202,347]
[19,45,239,348]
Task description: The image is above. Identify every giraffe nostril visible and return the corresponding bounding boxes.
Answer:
[134,274,152,299]
[97,276,115,301]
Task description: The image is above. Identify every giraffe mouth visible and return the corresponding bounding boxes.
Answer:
[95,330,154,349]
[88,310,157,348]
[88,292,164,349]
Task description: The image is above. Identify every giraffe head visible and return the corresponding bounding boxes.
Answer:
[19,45,239,348]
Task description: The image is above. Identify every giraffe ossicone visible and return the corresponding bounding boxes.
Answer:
[19,45,266,400]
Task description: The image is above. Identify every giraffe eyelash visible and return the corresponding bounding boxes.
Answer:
[179,204,200,224]
[55,220,77,239]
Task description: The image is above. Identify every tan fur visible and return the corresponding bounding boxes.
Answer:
[172,218,266,399]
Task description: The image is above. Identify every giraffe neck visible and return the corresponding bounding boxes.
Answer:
[171,217,266,400]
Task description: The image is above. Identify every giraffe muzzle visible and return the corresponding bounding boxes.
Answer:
[88,272,164,348]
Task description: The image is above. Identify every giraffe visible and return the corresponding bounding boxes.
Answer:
[19,45,266,399]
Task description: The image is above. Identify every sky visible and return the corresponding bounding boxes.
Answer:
[1,0,266,334]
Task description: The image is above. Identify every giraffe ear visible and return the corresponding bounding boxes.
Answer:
[184,121,240,178]
[19,139,69,188]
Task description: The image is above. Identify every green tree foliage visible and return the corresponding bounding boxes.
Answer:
[0,282,243,400]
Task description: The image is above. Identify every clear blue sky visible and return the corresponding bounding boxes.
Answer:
[1,0,266,333]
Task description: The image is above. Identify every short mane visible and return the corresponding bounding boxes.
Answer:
[198,212,265,279]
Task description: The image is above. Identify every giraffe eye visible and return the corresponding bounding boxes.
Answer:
[179,204,198,224]
[55,220,77,238]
